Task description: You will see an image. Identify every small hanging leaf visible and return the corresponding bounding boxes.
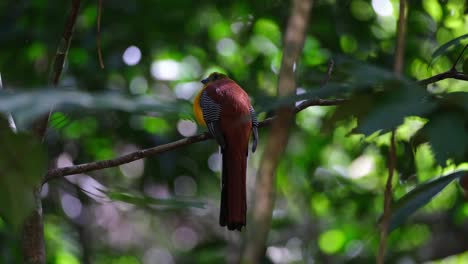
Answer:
[386,170,467,232]
[106,189,205,209]
[431,34,468,61]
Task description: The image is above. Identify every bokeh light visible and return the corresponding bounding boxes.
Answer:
[171,226,198,251]
[142,116,170,134]
[60,193,82,219]
[208,152,221,172]
[143,248,174,264]
[174,82,200,100]
[144,184,171,199]
[350,0,374,21]
[372,0,393,17]
[216,38,238,56]
[40,183,49,198]
[348,155,375,179]
[122,45,142,66]
[177,120,197,137]
[319,229,346,254]
[151,60,181,80]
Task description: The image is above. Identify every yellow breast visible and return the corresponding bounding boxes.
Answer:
[193,87,206,126]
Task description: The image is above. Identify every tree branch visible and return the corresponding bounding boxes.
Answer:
[393,0,407,75]
[418,68,468,86]
[45,132,209,182]
[21,189,45,264]
[418,42,468,87]
[51,0,81,86]
[23,1,81,264]
[44,96,343,183]
[259,97,347,127]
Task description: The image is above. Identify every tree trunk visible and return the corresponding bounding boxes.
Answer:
[21,187,45,264]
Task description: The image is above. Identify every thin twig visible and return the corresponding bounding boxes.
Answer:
[393,0,406,75]
[45,132,208,182]
[321,59,335,86]
[51,0,81,85]
[418,43,468,86]
[260,98,347,128]
[377,130,397,263]
[97,0,105,69]
[377,0,406,263]
[417,69,468,86]
[44,96,342,183]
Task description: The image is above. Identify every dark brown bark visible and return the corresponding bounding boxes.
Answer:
[21,188,45,264]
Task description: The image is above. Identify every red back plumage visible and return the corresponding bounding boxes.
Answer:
[204,78,252,231]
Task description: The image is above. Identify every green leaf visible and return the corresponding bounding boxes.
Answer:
[253,18,281,45]
[425,112,468,165]
[106,189,205,209]
[438,92,468,113]
[329,85,435,136]
[387,170,468,232]
[431,34,468,61]
[0,117,46,230]
[360,86,435,135]
[463,58,468,74]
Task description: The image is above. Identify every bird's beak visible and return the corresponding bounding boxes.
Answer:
[201,78,209,84]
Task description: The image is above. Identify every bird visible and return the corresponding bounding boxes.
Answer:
[193,72,258,231]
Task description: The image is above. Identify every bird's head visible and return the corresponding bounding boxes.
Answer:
[201,72,229,85]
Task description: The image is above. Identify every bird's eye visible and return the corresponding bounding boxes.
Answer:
[212,73,219,80]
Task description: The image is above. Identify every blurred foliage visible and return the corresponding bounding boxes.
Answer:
[0,117,46,231]
[387,170,468,232]
[105,188,205,209]
[431,33,468,63]
[1,0,468,263]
